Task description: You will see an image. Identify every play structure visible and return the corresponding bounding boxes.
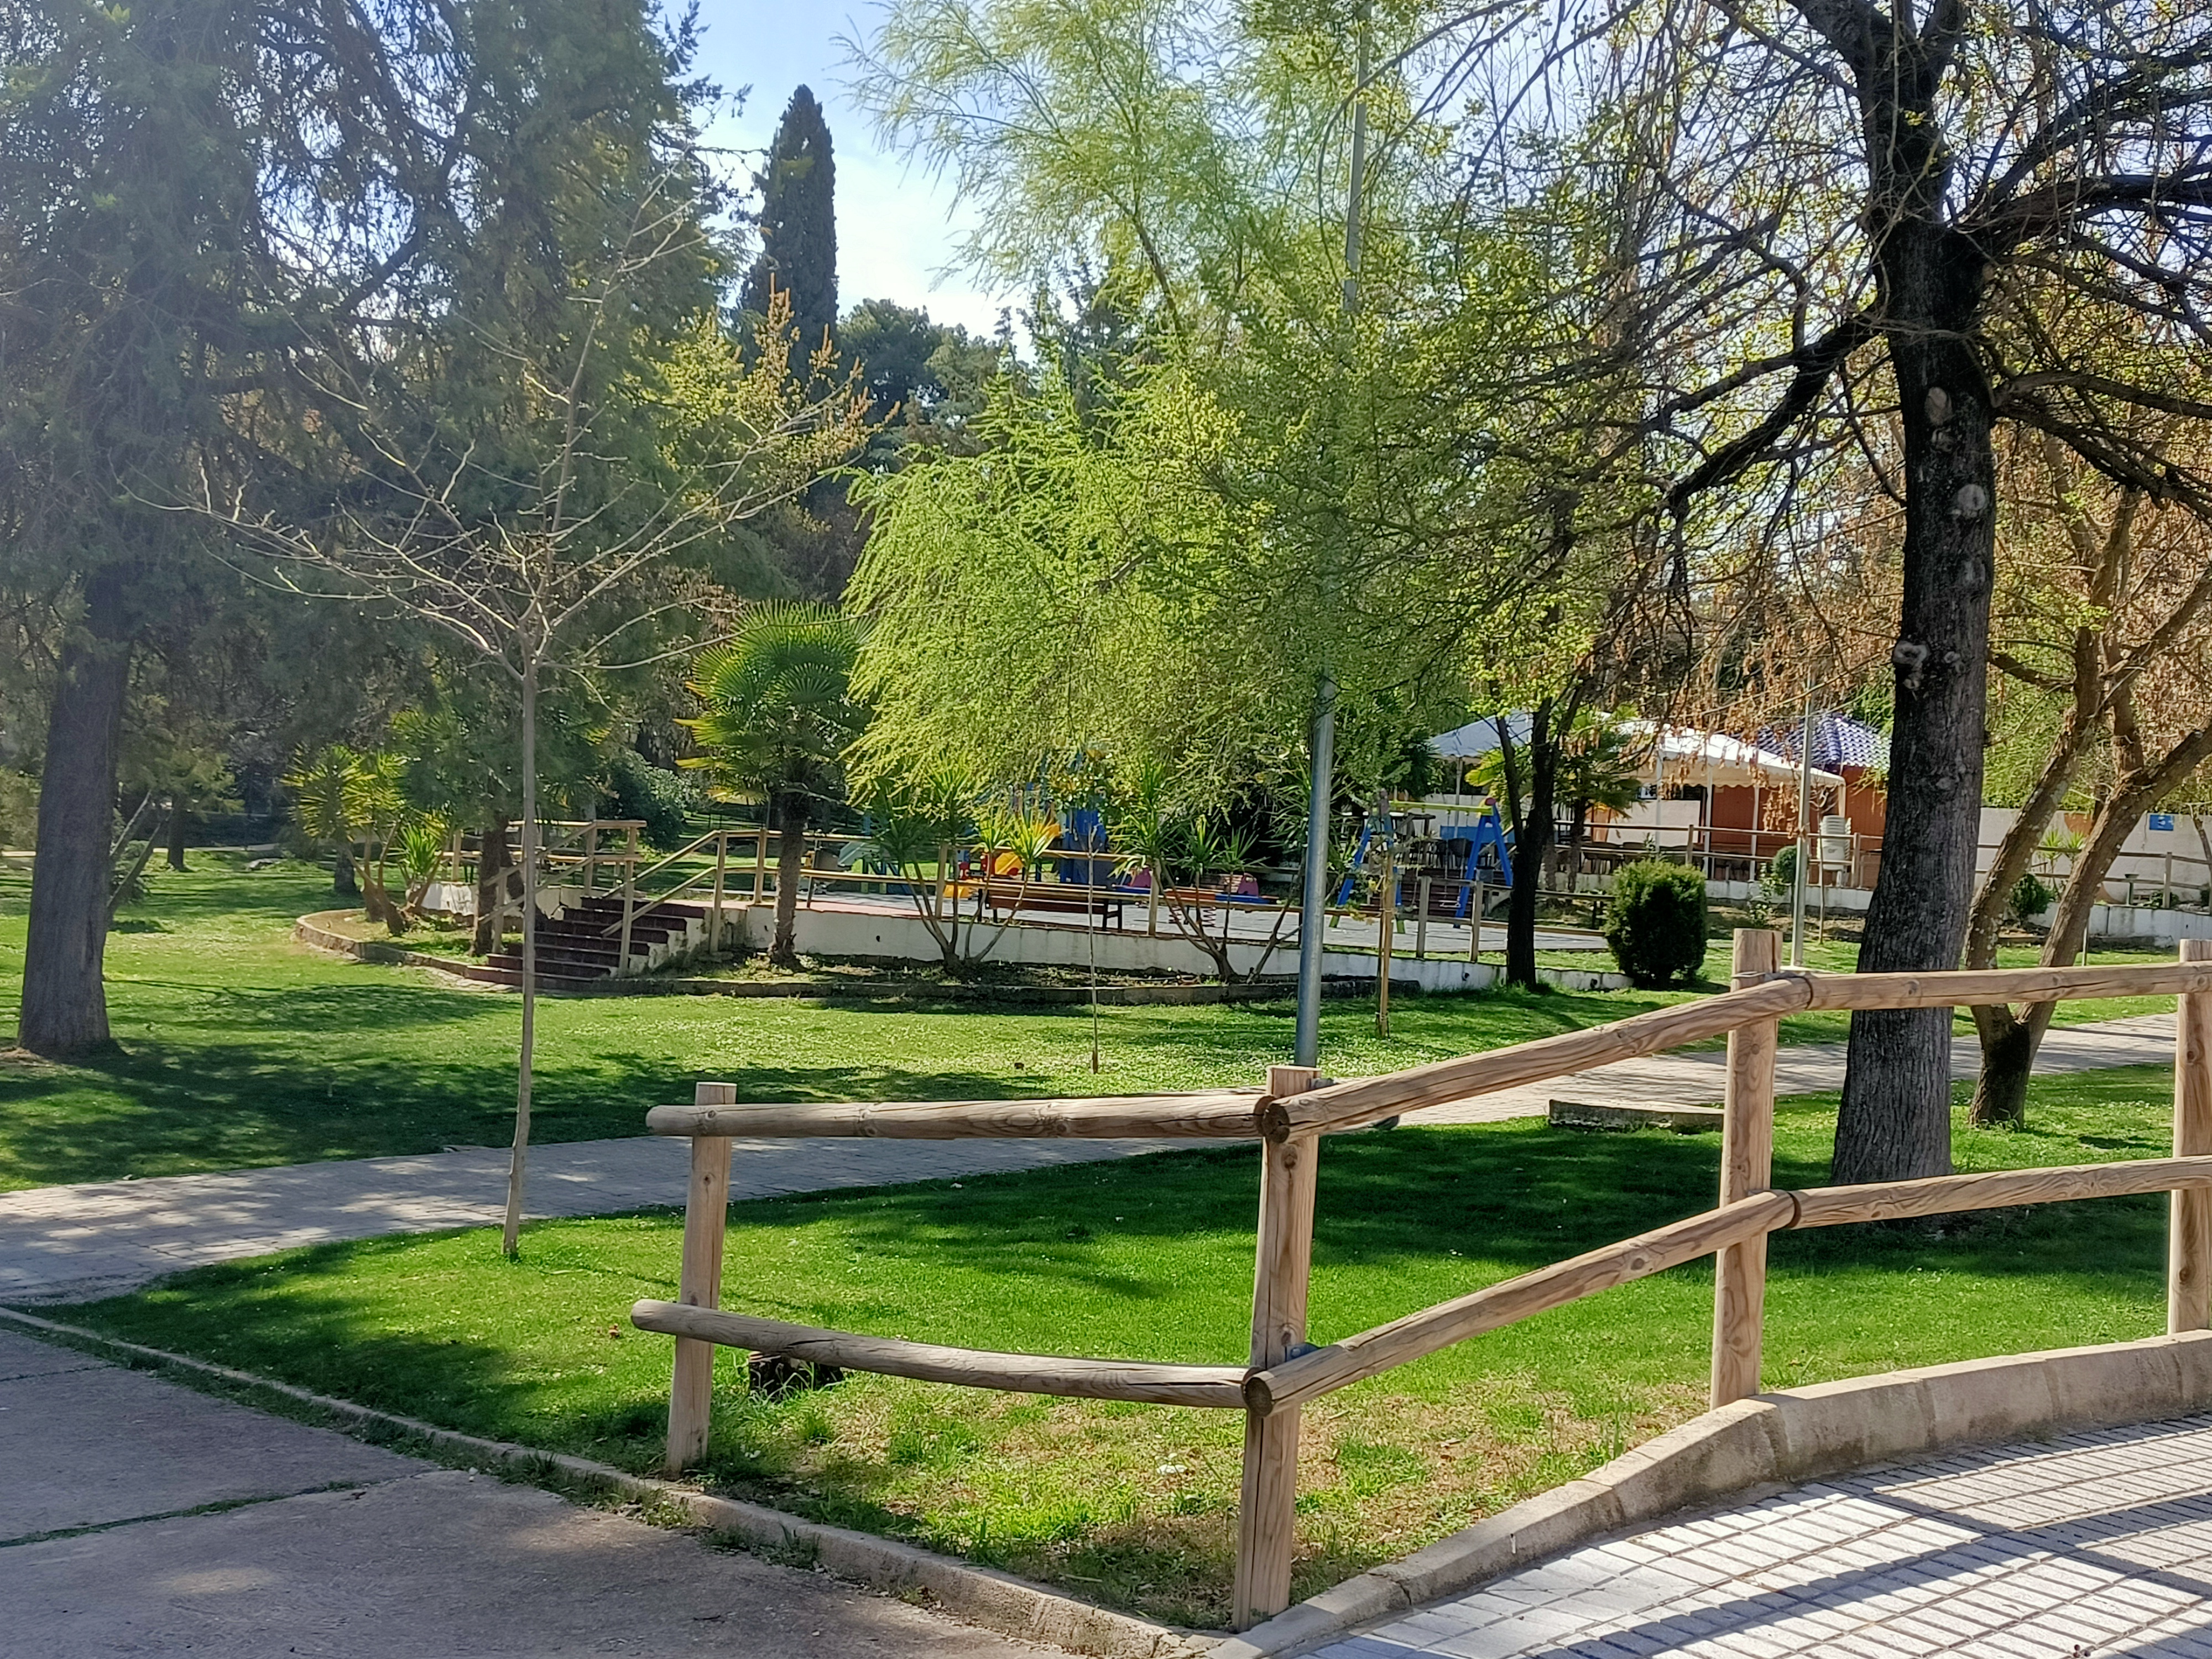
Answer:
[1336,800,1515,919]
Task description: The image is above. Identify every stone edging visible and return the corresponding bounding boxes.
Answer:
[1214,1330,2212,1658]
[0,1305,1211,1659]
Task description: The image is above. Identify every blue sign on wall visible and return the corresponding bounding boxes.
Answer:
[2150,812,2177,832]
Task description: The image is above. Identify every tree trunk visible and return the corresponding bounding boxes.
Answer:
[472,820,511,954]
[1966,1002,2039,1128]
[1833,215,1996,1187]
[20,567,133,1057]
[1505,711,1557,990]
[771,792,806,967]
[165,797,188,871]
[1974,727,2212,1122]
[502,660,539,1260]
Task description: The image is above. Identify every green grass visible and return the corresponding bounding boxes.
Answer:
[0,858,1721,1192]
[65,1065,2181,1625]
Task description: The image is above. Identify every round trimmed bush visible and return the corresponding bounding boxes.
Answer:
[1604,860,1709,987]
[2007,872,2054,927]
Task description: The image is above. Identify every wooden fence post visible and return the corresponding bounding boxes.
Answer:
[2171,938,2212,1334]
[1415,877,1431,961]
[666,1081,735,1471]
[711,833,728,953]
[1710,927,1780,1407]
[1234,1065,1321,1631]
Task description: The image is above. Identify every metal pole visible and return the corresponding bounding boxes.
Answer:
[1791,686,1815,967]
[1292,10,1369,1072]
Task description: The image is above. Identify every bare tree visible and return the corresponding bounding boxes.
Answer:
[205,221,864,1253]
[1428,0,2212,1180]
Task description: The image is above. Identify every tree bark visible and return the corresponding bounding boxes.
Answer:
[20,568,133,1057]
[1833,210,1996,1187]
[771,792,806,967]
[1973,724,2212,1120]
[165,797,188,871]
[1503,705,1557,990]
[472,819,511,954]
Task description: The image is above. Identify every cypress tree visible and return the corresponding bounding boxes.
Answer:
[743,86,838,371]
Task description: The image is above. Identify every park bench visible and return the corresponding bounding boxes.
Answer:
[975,882,1128,927]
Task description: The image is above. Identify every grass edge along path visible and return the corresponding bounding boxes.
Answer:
[1,858,2185,1193]
[61,1065,2184,1628]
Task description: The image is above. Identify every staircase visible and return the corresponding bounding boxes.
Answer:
[470,895,719,989]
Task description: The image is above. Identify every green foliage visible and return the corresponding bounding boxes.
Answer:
[1603,861,1709,988]
[2009,873,2056,927]
[601,750,693,851]
[1764,843,1798,897]
[743,86,839,373]
[682,604,867,825]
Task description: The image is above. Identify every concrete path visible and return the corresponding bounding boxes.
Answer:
[0,1015,2178,1305]
[1416,1011,2179,1125]
[1313,1412,2212,1659]
[0,1326,1052,1657]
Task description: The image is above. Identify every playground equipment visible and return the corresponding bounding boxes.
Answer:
[1337,800,1514,917]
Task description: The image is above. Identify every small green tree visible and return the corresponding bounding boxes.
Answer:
[1603,861,1708,989]
[683,604,867,967]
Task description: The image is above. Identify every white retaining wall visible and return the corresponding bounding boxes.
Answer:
[728,904,1629,990]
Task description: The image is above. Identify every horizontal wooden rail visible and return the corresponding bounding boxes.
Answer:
[1787,1155,2212,1227]
[1249,1153,2212,1413]
[1246,1192,1797,1413]
[630,1300,1249,1407]
[1794,962,2212,1011]
[647,1089,1267,1140]
[1264,976,1816,1138]
[1270,962,2212,1138]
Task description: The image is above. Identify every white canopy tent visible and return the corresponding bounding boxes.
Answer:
[1620,721,1843,791]
[1430,716,1841,790]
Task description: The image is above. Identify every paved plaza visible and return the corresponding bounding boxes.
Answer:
[1316,1415,2212,1659]
[0,1326,1048,1658]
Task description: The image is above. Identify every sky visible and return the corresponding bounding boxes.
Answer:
[688,3,1017,338]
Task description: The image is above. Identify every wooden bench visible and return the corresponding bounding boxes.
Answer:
[977,883,1128,927]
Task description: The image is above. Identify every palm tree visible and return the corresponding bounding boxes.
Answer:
[683,604,866,967]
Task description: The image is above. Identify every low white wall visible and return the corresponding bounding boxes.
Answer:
[734,904,1628,989]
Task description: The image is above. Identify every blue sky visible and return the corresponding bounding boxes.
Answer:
[689,3,1015,337]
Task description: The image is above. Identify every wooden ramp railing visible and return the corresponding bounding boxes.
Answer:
[630,931,2212,1630]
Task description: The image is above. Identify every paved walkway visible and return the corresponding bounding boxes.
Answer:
[1315,1413,2212,1659]
[0,1015,2177,1304]
[0,1326,1052,1657]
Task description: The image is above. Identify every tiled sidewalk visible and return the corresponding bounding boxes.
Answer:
[1316,1416,2212,1659]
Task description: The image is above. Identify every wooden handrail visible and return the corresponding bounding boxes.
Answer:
[630,1300,1249,1407]
[646,1089,1267,1140]
[1245,1192,1796,1414]
[1262,975,1815,1139]
[639,934,2212,1629]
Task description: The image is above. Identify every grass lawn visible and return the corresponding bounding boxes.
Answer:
[0,857,2184,1192]
[0,858,1715,1192]
[65,1065,2181,1626]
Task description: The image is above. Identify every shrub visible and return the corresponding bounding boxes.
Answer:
[1763,842,1797,896]
[2007,872,2054,927]
[1604,860,1709,987]
[601,749,693,850]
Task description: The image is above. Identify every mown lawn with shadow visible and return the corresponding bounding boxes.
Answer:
[2,857,1740,1191]
[71,1065,2178,1626]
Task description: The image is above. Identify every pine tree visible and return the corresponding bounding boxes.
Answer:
[743,86,838,371]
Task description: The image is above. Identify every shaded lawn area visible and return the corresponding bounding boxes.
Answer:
[66,1066,2178,1627]
[0,859,2180,1193]
[0,859,1693,1191]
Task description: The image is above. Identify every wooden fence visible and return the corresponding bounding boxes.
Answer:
[630,931,2212,1630]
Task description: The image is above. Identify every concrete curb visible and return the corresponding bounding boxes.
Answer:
[1213,1331,2212,1658]
[0,1306,1214,1659]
